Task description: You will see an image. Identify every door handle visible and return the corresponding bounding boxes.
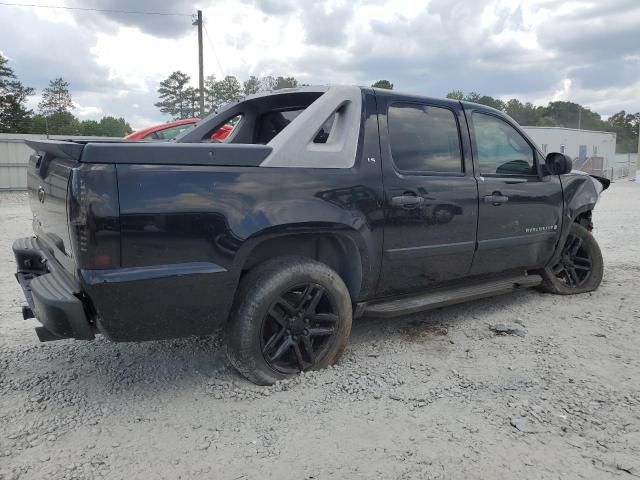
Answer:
[484,193,509,205]
[391,195,425,208]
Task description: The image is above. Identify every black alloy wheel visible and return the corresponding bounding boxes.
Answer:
[539,222,603,295]
[225,256,352,385]
[550,231,593,288]
[261,283,339,374]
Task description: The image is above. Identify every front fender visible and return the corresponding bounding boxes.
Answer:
[546,172,605,268]
[562,172,601,221]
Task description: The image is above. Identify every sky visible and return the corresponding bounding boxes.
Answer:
[0,0,638,129]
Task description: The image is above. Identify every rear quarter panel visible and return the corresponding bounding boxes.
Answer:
[85,162,384,341]
[116,164,384,278]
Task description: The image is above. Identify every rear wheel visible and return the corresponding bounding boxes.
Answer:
[225,256,352,385]
[539,223,603,295]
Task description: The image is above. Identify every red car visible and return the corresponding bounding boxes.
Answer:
[126,118,199,140]
[126,118,234,141]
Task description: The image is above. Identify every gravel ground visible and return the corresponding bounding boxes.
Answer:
[0,181,639,480]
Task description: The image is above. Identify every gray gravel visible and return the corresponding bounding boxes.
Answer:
[1,181,639,480]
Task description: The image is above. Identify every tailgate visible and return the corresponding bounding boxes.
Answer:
[24,140,85,268]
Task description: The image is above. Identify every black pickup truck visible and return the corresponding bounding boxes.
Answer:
[13,86,609,384]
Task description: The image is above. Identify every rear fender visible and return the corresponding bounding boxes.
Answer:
[233,223,373,300]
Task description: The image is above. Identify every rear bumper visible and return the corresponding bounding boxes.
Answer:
[13,237,94,341]
[13,238,236,342]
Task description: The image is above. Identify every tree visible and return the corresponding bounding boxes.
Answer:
[80,119,101,136]
[0,54,12,83]
[155,71,192,119]
[504,99,541,126]
[475,95,503,111]
[45,111,80,135]
[184,86,200,118]
[464,91,481,103]
[260,76,277,91]
[0,54,34,133]
[38,77,74,115]
[215,75,243,105]
[372,80,393,90]
[273,76,298,90]
[446,90,465,100]
[540,101,607,130]
[607,110,640,153]
[29,114,48,134]
[98,116,132,136]
[204,74,218,113]
[243,76,260,96]
[203,75,243,114]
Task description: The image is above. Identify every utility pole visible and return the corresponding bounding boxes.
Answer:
[193,10,205,117]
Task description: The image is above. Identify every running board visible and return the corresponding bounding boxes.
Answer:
[362,274,542,318]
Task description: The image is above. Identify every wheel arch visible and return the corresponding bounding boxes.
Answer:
[234,225,371,302]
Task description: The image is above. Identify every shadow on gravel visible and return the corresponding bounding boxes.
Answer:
[350,288,539,345]
[4,288,540,396]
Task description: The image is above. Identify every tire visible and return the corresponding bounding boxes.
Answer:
[225,256,352,385]
[539,222,603,295]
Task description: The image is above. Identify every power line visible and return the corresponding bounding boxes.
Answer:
[203,23,225,78]
[0,2,191,16]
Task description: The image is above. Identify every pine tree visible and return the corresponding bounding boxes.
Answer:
[38,77,74,115]
[215,76,243,105]
[243,76,260,96]
[204,74,218,114]
[0,54,35,133]
[154,71,192,119]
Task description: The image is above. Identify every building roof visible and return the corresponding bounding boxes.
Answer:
[522,126,616,136]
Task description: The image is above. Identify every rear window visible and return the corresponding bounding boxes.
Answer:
[388,103,463,174]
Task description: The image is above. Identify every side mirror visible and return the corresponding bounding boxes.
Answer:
[545,152,573,175]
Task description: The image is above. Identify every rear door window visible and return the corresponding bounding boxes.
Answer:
[388,103,463,174]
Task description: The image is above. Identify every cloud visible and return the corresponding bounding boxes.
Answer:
[300,3,354,47]
[247,0,298,15]
[1,0,639,132]
[67,0,196,38]
[0,6,121,94]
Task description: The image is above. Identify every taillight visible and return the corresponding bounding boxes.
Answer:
[68,164,121,270]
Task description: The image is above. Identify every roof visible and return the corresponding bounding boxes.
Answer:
[521,126,616,136]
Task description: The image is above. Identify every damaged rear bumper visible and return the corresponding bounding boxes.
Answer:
[13,237,94,342]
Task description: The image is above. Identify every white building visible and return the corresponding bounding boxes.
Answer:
[522,126,617,178]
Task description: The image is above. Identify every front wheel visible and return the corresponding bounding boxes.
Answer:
[539,223,603,295]
[225,257,352,385]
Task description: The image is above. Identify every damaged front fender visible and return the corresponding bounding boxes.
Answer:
[545,171,608,269]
